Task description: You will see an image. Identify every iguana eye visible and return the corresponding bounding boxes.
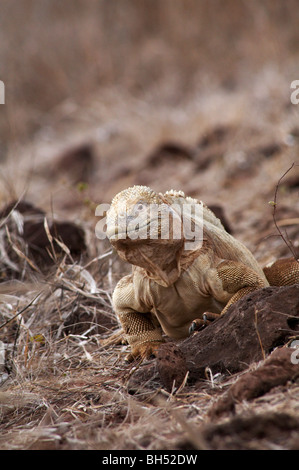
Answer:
[136,203,145,211]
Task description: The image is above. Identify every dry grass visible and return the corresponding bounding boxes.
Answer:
[0,209,212,450]
[0,222,215,450]
[0,183,298,450]
[0,0,299,451]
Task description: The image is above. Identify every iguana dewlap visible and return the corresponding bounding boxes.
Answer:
[106,185,299,360]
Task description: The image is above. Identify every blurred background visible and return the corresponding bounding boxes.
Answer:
[1,0,299,143]
[0,0,298,241]
[1,1,299,450]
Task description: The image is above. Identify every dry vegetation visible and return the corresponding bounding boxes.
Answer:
[0,0,299,450]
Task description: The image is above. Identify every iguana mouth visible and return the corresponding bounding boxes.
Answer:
[107,218,154,240]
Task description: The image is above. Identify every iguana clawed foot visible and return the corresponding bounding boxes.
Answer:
[126,341,163,362]
[189,312,220,334]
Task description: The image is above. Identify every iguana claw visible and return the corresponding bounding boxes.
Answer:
[189,312,220,335]
[126,341,163,362]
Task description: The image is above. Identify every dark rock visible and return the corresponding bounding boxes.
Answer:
[198,125,232,148]
[195,125,235,171]
[0,200,45,219]
[282,172,299,190]
[137,142,195,186]
[193,145,225,171]
[0,200,87,269]
[22,219,86,264]
[52,143,95,183]
[180,285,299,381]
[122,285,299,391]
[49,221,86,257]
[146,142,193,168]
[254,142,283,158]
[156,343,188,392]
[126,362,160,395]
[209,345,299,418]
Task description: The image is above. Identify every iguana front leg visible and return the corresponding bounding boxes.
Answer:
[119,310,164,361]
[215,259,268,309]
[189,260,267,334]
[112,275,164,361]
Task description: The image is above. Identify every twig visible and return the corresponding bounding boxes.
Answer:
[270,162,299,261]
[0,292,41,330]
[175,370,189,394]
[0,191,26,230]
[5,224,41,273]
[277,218,299,227]
[81,250,113,271]
[44,217,57,262]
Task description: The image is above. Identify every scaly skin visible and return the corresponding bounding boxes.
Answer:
[106,185,299,361]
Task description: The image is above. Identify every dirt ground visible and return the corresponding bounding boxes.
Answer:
[0,1,299,451]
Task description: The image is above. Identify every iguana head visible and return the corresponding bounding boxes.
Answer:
[106,185,188,286]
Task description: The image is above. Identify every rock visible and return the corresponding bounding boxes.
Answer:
[254,141,283,158]
[137,142,195,186]
[208,345,299,418]
[179,285,299,381]
[122,286,299,392]
[0,200,45,219]
[125,342,188,395]
[126,363,160,395]
[22,219,86,264]
[198,125,233,148]
[156,343,188,392]
[52,143,95,183]
[282,172,299,190]
[0,200,87,269]
[47,221,86,257]
[194,124,234,171]
[146,142,193,168]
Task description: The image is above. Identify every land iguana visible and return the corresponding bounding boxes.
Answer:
[105,185,299,361]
